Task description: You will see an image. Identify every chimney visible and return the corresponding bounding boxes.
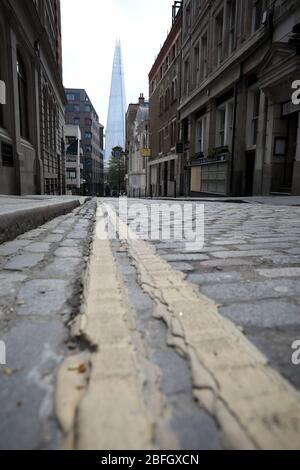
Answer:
[139,93,145,106]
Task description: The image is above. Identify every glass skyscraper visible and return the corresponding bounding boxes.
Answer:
[105,40,127,161]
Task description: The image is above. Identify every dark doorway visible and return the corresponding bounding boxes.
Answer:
[245,151,255,196]
[163,162,168,197]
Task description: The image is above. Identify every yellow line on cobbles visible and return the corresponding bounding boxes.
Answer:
[56,203,154,450]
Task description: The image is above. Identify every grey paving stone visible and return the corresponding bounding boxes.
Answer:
[16,279,70,316]
[43,234,64,243]
[187,271,243,285]
[0,321,65,450]
[285,248,300,255]
[43,257,83,278]
[0,240,31,256]
[59,239,82,247]
[163,253,209,262]
[170,262,195,273]
[200,258,257,269]
[67,230,88,240]
[257,267,300,279]
[19,229,46,240]
[200,279,300,304]
[235,242,290,251]
[250,237,300,244]
[261,255,300,265]
[24,243,52,253]
[211,250,276,259]
[54,247,82,258]
[0,273,27,297]
[211,239,247,246]
[5,253,45,271]
[220,301,300,328]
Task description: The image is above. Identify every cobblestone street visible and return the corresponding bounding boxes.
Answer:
[1,197,300,450]
[0,200,96,449]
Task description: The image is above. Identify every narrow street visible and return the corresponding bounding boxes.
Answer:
[1,197,300,450]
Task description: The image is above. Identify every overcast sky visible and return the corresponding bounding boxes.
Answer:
[61,0,173,127]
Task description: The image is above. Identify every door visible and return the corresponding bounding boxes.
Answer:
[245,151,255,197]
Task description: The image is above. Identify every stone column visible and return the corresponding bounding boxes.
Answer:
[253,91,267,195]
[261,101,275,195]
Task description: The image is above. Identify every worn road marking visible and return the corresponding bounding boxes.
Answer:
[103,201,300,450]
[56,203,153,450]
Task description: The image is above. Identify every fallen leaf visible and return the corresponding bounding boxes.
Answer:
[3,368,13,376]
[78,364,87,374]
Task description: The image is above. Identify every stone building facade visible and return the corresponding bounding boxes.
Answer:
[126,94,149,197]
[148,4,183,197]
[0,0,66,195]
[65,89,104,196]
[179,0,300,196]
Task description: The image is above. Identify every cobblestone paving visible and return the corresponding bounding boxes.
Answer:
[0,201,95,450]
[110,199,300,391]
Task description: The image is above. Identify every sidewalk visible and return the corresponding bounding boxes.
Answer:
[0,195,90,244]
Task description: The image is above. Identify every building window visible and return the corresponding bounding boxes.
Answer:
[17,52,29,139]
[215,10,224,66]
[195,115,207,154]
[85,131,92,139]
[159,95,164,115]
[216,101,234,148]
[251,91,260,146]
[185,2,191,35]
[184,58,190,96]
[159,129,164,153]
[85,145,92,153]
[171,79,178,102]
[165,88,170,110]
[171,120,177,147]
[200,33,208,80]
[193,0,201,17]
[66,104,80,112]
[85,118,92,126]
[74,117,80,125]
[228,0,237,54]
[252,0,263,33]
[66,169,77,180]
[193,43,200,88]
[84,104,92,112]
[67,93,80,101]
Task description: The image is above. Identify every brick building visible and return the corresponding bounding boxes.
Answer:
[65,89,104,196]
[179,0,300,196]
[148,3,183,197]
[0,0,66,195]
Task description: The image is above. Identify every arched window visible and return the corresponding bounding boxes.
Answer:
[17,52,29,139]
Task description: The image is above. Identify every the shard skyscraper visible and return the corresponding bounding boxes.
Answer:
[105,40,127,161]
